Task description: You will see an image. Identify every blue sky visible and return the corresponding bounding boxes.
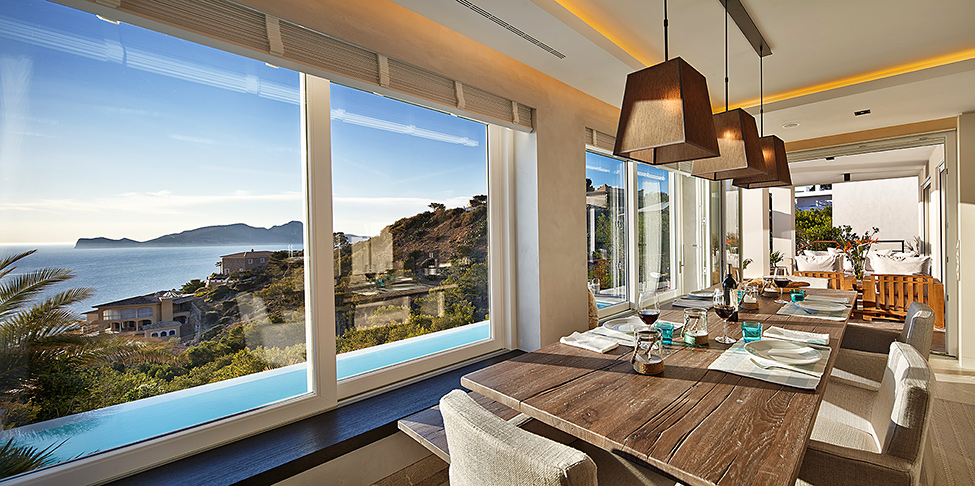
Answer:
[0,0,486,243]
[586,151,670,195]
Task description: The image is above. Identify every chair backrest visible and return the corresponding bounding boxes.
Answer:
[899,302,935,359]
[440,389,597,486]
[870,342,935,481]
[794,271,843,289]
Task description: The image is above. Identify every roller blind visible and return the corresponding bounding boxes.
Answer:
[81,0,534,131]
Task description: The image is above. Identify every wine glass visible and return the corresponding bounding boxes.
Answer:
[712,289,737,344]
[637,290,660,326]
[772,266,791,300]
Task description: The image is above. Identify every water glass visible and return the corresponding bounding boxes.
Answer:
[790,289,806,302]
[655,321,674,345]
[741,321,763,342]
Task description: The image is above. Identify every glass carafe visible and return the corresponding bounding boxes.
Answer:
[682,308,709,346]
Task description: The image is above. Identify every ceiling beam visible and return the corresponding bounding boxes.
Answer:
[718,0,771,57]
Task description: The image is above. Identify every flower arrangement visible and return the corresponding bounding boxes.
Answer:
[837,225,879,280]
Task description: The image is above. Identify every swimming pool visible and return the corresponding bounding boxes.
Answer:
[0,321,490,465]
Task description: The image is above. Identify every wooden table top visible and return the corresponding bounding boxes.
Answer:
[461,288,856,486]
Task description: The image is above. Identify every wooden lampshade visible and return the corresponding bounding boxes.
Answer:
[733,135,792,188]
[614,57,719,165]
[691,108,764,180]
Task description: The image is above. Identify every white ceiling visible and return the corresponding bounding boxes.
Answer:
[788,145,937,186]
[389,0,975,145]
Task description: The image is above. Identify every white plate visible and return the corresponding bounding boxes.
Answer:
[687,290,715,300]
[794,301,847,313]
[745,340,822,366]
[603,317,650,334]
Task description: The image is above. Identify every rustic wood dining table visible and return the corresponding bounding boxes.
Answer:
[461,288,857,486]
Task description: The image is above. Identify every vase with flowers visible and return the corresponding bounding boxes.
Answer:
[837,225,879,281]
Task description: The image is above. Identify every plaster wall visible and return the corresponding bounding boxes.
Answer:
[770,187,796,270]
[957,113,975,368]
[832,177,920,245]
[740,188,770,279]
[238,0,621,350]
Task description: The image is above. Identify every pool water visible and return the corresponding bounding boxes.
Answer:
[0,321,490,466]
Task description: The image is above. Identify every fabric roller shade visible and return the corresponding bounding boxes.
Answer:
[76,0,535,131]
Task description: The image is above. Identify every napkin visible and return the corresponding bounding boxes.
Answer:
[764,326,829,345]
[590,326,634,343]
[803,295,851,306]
[560,331,618,353]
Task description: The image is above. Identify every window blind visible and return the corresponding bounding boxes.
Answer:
[81,0,534,131]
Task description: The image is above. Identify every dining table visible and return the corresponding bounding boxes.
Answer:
[460,287,857,486]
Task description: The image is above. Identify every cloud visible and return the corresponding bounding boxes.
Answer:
[169,134,219,145]
[0,191,303,215]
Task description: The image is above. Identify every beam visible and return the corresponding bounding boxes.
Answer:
[718,0,771,57]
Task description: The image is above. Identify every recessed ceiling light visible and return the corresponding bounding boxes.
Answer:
[782,122,799,129]
[854,109,871,116]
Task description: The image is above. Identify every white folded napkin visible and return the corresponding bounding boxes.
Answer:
[591,326,634,343]
[804,295,851,305]
[764,326,829,345]
[560,331,619,353]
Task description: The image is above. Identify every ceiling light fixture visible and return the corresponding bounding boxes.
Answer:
[733,43,792,189]
[613,0,719,165]
[692,1,764,180]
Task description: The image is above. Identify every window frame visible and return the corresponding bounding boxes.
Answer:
[586,146,717,319]
[15,59,510,486]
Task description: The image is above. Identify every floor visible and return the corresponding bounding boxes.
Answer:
[376,347,972,486]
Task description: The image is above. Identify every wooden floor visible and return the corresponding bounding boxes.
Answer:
[377,355,974,486]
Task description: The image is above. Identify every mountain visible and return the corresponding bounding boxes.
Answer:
[75,222,304,249]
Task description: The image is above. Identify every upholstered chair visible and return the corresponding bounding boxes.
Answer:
[439,389,678,486]
[833,302,935,389]
[798,342,935,486]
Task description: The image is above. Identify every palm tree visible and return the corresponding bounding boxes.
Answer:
[0,250,175,476]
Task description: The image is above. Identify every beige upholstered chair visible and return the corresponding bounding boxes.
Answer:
[440,389,678,486]
[797,342,935,486]
[833,302,935,389]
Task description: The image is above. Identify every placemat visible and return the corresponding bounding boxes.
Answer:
[708,339,830,390]
[776,302,851,321]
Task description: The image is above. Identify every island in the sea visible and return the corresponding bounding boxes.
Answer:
[75,221,306,248]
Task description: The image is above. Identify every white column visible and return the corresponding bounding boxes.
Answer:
[957,112,975,368]
[770,187,796,272]
[740,188,771,279]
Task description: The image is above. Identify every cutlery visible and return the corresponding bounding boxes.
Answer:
[750,358,820,377]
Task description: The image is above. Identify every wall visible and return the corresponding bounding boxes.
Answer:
[238,0,621,351]
[274,431,433,486]
[832,176,920,245]
[957,113,975,368]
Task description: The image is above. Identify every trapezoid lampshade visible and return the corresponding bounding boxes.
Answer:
[614,57,719,165]
[733,135,792,188]
[691,108,764,180]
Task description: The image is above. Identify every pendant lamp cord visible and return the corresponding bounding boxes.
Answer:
[663,0,669,61]
[760,44,764,136]
[724,0,729,112]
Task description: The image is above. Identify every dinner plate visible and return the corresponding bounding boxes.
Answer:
[744,340,822,366]
[687,290,715,300]
[603,317,650,334]
[794,301,847,313]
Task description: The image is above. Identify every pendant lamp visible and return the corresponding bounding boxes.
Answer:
[614,0,719,165]
[691,1,764,180]
[734,45,792,188]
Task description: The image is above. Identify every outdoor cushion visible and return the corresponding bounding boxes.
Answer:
[870,254,931,275]
[795,254,840,272]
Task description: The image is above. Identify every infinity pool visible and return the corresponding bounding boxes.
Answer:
[0,321,490,465]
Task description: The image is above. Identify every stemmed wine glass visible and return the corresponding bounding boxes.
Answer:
[637,290,660,327]
[712,289,737,344]
[773,266,791,301]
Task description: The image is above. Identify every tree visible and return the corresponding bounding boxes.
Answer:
[0,251,174,475]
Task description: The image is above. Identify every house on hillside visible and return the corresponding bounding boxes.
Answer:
[85,291,195,339]
[220,250,273,274]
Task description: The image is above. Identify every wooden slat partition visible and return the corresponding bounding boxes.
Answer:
[862,274,945,329]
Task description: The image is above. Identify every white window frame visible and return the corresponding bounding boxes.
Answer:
[20,69,509,485]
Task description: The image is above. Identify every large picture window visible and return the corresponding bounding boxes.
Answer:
[586,152,628,309]
[330,85,491,380]
[0,0,307,478]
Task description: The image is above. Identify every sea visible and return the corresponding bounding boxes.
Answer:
[0,244,302,314]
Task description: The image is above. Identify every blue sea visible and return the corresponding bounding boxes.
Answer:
[0,244,302,314]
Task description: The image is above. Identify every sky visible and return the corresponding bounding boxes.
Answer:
[586,151,670,195]
[0,0,486,243]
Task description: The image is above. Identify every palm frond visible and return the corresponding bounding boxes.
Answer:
[0,267,79,320]
[0,438,62,478]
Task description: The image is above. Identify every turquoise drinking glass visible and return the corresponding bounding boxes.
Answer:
[741,321,763,342]
[655,322,674,345]
[790,289,805,302]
